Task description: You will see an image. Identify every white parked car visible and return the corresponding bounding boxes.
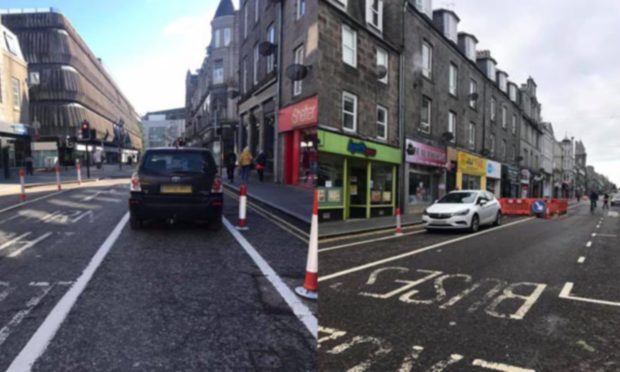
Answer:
[422,190,502,232]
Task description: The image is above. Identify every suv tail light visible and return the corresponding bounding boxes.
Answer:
[211,176,223,193]
[130,172,141,192]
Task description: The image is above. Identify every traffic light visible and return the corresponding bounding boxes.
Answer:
[81,120,90,140]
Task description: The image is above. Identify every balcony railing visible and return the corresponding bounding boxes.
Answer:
[0,7,61,14]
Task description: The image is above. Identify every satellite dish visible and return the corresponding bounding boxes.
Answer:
[286,64,310,81]
[440,131,454,143]
[406,143,416,155]
[469,92,479,101]
[259,41,277,56]
[376,65,387,79]
[228,90,240,99]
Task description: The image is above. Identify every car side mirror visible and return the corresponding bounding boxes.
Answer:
[479,200,487,206]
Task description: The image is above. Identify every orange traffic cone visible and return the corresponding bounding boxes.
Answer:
[395,207,403,236]
[295,190,318,300]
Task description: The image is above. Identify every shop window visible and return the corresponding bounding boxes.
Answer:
[409,172,433,206]
[371,164,393,205]
[462,174,481,190]
[376,105,387,140]
[342,91,357,132]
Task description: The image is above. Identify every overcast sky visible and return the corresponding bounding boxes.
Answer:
[451,0,620,185]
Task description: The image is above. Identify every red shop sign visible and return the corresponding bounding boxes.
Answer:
[278,96,318,132]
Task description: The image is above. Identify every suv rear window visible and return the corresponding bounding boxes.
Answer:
[142,151,216,174]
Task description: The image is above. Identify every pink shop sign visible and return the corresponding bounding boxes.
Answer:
[405,139,447,167]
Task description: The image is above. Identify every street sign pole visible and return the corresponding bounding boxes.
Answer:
[86,145,91,178]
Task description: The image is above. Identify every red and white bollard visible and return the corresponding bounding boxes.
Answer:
[395,207,403,236]
[236,184,249,230]
[76,160,82,185]
[19,167,26,202]
[55,163,62,191]
[296,190,318,300]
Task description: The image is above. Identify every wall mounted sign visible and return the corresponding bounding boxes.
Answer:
[347,139,377,157]
[457,151,486,176]
[278,95,318,132]
[405,139,446,167]
[486,160,502,179]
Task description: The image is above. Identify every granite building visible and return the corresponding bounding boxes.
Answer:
[316,0,402,221]
[0,19,30,178]
[185,0,239,165]
[1,8,142,166]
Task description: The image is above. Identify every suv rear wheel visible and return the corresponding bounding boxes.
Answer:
[130,216,143,230]
[208,216,223,232]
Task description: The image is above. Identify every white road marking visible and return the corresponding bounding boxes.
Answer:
[320,230,426,253]
[71,210,94,224]
[0,191,68,215]
[0,232,32,252]
[428,354,464,371]
[471,358,535,372]
[0,284,54,347]
[596,233,617,238]
[577,256,586,264]
[398,345,424,372]
[318,327,347,345]
[6,212,129,372]
[608,211,618,217]
[0,281,13,302]
[586,241,592,247]
[596,224,601,229]
[7,232,54,258]
[41,211,62,223]
[592,233,596,237]
[484,283,546,320]
[325,335,392,372]
[82,191,103,201]
[320,217,536,282]
[222,217,317,338]
[559,282,620,307]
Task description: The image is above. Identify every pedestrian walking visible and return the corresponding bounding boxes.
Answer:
[238,147,253,184]
[225,151,237,183]
[603,193,610,210]
[256,151,266,182]
[25,155,33,175]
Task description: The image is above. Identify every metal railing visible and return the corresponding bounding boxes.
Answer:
[0,7,61,15]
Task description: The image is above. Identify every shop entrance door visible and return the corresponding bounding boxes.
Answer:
[348,159,368,219]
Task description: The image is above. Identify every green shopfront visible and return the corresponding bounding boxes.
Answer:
[317,130,401,222]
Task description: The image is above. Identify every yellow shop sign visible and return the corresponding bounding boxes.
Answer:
[457,151,487,176]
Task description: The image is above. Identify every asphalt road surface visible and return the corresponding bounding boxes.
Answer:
[0,180,316,371]
[319,202,620,372]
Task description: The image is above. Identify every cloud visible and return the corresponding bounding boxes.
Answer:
[453,0,620,185]
[106,12,212,117]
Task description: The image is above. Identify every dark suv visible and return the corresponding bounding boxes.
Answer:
[129,147,223,230]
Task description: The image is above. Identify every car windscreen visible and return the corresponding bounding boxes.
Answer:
[142,151,215,174]
[437,192,477,204]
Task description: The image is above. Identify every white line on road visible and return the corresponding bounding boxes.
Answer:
[0,232,32,252]
[592,233,596,237]
[320,217,535,282]
[596,233,617,238]
[471,358,535,372]
[82,191,103,201]
[596,225,601,229]
[0,282,13,303]
[8,232,54,258]
[6,212,129,372]
[586,241,592,248]
[222,217,317,339]
[0,191,68,215]
[0,284,54,347]
[559,282,620,307]
[577,256,586,264]
[319,230,426,253]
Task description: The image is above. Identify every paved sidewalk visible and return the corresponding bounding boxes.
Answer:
[320,212,422,238]
[223,172,313,224]
[0,164,135,187]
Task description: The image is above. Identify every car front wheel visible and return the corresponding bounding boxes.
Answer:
[470,214,480,233]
